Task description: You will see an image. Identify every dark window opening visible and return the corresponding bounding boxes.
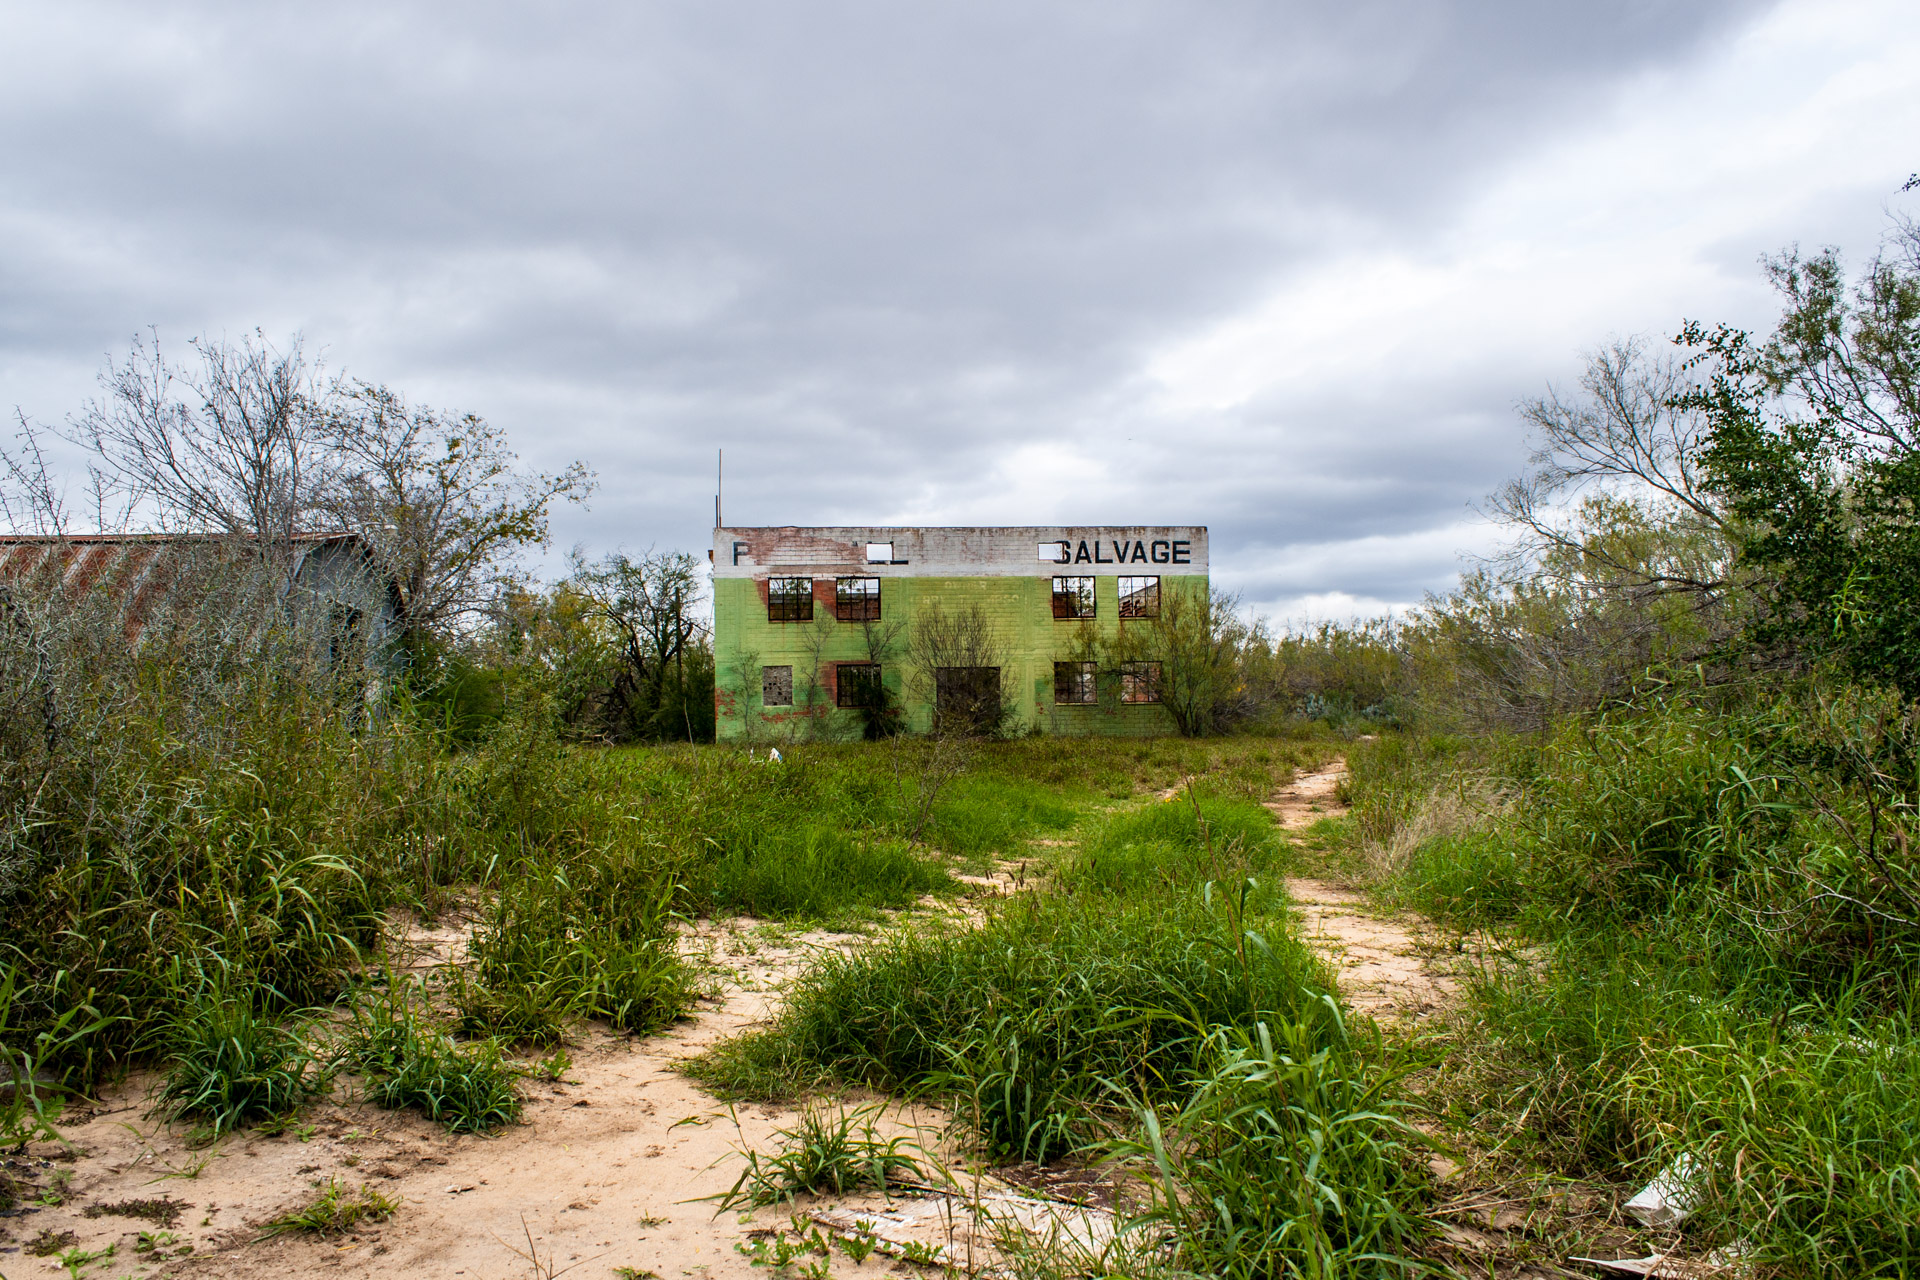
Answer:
[1118,576,1160,619]
[762,665,793,706]
[767,576,814,622]
[1121,661,1162,704]
[1051,576,1095,619]
[935,666,1002,735]
[1053,661,1096,706]
[836,662,882,708]
[836,576,881,621]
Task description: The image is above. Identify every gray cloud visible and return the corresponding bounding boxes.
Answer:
[9,0,1897,621]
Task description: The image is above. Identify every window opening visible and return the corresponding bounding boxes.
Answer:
[1038,541,1069,563]
[1051,576,1095,619]
[836,576,881,621]
[767,576,814,622]
[865,542,893,563]
[1118,576,1160,619]
[934,666,1002,735]
[761,665,793,707]
[1121,661,1162,704]
[836,662,882,708]
[1053,661,1096,706]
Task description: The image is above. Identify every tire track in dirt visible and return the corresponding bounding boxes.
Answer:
[1269,758,1455,1025]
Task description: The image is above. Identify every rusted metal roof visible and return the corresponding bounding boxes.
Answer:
[0,532,375,643]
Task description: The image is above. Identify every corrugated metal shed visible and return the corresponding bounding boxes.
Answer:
[0,532,399,651]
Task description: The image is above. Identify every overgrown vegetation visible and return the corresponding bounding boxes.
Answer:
[1309,186,1920,1275]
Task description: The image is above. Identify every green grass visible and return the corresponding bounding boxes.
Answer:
[341,980,523,1132]
[710,1102,923,1208]
[155,985,327,1137]
[707,825,954,920]
[1112,1014,1432,1278]
[260,1178,399,1236]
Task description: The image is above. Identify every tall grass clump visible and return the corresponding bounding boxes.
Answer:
[155,982,327,1137]
[455,847,692,1044]
[340,977,521,1132]
[1114,1011,1430,1279]
[1063,791,1287,896]
[700,882,1337,1162]
[707,825,952,920]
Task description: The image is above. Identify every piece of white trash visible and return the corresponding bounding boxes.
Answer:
[1623,1153,1702,1228]
[768,747,783,763]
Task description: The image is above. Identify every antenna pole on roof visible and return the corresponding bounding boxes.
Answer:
[715,448,723,529]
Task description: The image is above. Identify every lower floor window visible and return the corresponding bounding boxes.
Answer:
[1053,660,1096,705]
[1120,660,1162,704]
[761,665,793,706]
[836,662,882,708]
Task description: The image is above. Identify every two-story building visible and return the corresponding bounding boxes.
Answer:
[711,525,1208,739]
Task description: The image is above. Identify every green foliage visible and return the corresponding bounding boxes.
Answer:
[260,1177,399,1236]
[456,850,691,1042]
[361,1032,522,1133]
[1112,1013,1431,1279]
[1683,237,1920,697]
[1063,791,1286,897]
[156,984,326,1137]
[708,825,952,921]
[697,882,1338,1156]
[711,1102,923,1208]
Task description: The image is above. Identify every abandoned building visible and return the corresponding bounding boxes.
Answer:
[711,525,1209,739]
[0,532,401,666]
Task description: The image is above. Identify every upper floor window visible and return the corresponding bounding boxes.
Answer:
[1051,576,1095,620]
[1121,660,1162,704]
[836,576,881,622]
[767,576,813,622]
[1118,576,1160,619]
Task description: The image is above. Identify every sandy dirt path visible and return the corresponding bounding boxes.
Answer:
[1,919,950,1280]
[1269,758,1455,1024]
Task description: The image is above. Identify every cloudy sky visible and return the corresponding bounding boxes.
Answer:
[3,0,1916,621]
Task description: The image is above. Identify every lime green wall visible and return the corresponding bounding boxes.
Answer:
[713,573,1207,740]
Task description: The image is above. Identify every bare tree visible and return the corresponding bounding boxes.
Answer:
[906,602,1012,738]
[71,330,334,552]
[325,382,593,635]
[1491,337,1731,596]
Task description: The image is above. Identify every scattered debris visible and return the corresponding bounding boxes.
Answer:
[1623,1154,1702,1229]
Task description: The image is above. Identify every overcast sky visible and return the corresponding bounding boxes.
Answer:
[3,0,1916,621]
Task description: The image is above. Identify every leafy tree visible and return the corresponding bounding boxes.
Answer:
[1685,223,1920,694]
[566,549,713,742]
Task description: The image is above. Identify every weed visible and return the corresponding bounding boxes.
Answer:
[1109,1010,1431,1278]
[713,1103,923,1208]
[154,985,327,1137]
[834,1229,878,1262]
[134,1228,179,1252]
[613,1269,661,1279]
[52,1242,115,1277]
[25,1227,78,1256]
[81,1196,185,1226]
[259,1178,398,1236]
[364,1032,522,1133]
